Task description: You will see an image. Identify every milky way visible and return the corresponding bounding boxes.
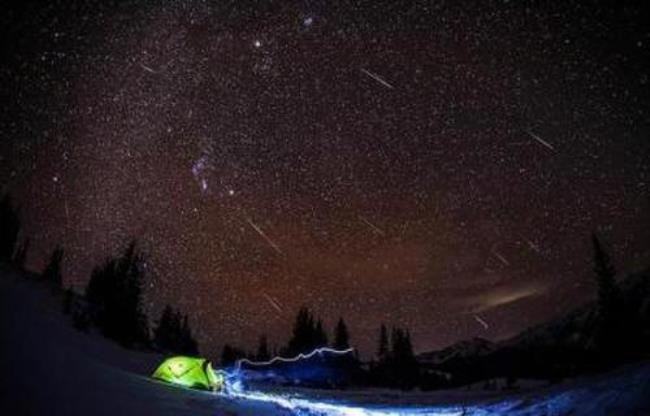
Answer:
[1,1,649,357]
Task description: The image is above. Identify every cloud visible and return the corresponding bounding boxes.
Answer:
[463,281,548,313]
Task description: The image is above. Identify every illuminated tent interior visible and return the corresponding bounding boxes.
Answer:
[152,356,223,391]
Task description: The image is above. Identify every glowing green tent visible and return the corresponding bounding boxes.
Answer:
[152,356,224,391]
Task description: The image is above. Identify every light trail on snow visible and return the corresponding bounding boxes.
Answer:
[212,347,568,415]
[233,346,355,372]
[224,388,467,416]
[219,345,469,415]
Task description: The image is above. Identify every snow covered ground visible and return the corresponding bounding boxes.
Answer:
[1,265,649,415]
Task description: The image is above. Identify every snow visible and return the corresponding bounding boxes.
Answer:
[1,264,650,415]
[0,266,290,415]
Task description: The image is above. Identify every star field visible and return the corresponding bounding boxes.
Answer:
[1,0,649,357]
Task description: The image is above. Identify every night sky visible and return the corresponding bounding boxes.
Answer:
[1,0,649,358]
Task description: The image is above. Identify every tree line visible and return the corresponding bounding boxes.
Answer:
[2,191,643,390]
[1,193,198,356]
[220,305,420,389]
[69,242,199,355]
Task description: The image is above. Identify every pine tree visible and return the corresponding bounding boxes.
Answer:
[62,287,75,315]
[403,329,416,364]
[389,326,419,389]
[287,307,316,355]
[333,318,350,350]
[221,345,236,366]
[180,315,199,355]
[221,344,246,367]
[154,305,175,351]
[315,318,328,348]
[85,241,149,347]
[390,327,402,360]
[256,335,270,361]
[119,242,149,346]
[42,247,64,287]
[377,323,389,362]
[86,258,114,324]
[592,234,623,355]
[13,238,29,269]
[330,317,358,384]
[0,195,20,262]
[593,234,619,313]
[154,305,198,355]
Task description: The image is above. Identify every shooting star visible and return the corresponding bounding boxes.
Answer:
[140,63,157,73]
[262,292,283,314]
[527,130,555,151]
[359,215,386,236]
[474,315,489,330]
[492,250,510,266]
[360,68,395,89]
[490,243,510,266]
[521,235,541,254]
[246,217,283,255]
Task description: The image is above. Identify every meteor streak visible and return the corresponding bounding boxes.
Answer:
[140,63,157,73]
[245,217,283,255]
[521,235,541,253]
[474,314,489,330]
[527,130,555,151]
[360,68,395,89]
[262,292,283,314]
[490,243,510,266]
[492,251,510,266]
[359,216,386,236]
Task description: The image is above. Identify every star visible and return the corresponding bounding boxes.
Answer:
[3,0,648,359]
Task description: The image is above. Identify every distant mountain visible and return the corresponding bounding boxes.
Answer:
[418,337,496,366]
[505,270,650,350]
[417,269,650,387]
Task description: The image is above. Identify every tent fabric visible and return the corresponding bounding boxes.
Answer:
[152,356,223,391]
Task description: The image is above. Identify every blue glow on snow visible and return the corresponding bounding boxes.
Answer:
[217,347,471,415]
[222,385,568,416]
[214,347,575,415]
[225,387,465,415]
